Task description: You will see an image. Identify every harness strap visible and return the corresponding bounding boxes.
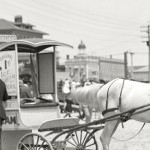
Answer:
[106,78,120,110]
[102,108,119,116]
[103,79,126,122]
[119,79,125,110]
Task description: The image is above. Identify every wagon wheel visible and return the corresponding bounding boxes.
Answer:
[65,129,98,150]
[17,133,53,150]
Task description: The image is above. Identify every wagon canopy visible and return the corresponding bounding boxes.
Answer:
[0,38,73,105]
[0,38,73,52]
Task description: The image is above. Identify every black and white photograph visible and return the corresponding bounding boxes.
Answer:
[0,0,150,150]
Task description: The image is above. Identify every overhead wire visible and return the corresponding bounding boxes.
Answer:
[0,0,142,34]
[33,0,142,33]
[0,0,141,43]
[88,36,140,50]
[32,0,143,28]
[0,0,145,52]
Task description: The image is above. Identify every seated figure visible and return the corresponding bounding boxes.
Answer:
[19,80,33,98]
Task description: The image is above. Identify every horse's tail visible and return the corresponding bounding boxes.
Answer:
[70,84,103,109]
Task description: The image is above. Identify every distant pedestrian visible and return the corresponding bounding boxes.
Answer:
[62,79,71,107]
[63,96,73,118]
[59,79,63,92]
[71,80,76,92]
[62,79,70,94]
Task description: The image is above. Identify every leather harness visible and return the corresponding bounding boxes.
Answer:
[102,79,125,116]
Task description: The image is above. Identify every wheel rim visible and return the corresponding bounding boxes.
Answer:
[17,133,52,150]
[65,130,98,150]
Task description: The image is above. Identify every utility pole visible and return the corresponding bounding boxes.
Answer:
[147,25,150,82]
[124,51,128,79]
[129,52,134,79]
[141,24,150,82]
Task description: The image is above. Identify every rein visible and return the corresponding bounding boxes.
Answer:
[112,122,145,141]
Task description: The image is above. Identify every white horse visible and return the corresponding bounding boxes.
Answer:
[71,78,150,150]
[71,83,103,122]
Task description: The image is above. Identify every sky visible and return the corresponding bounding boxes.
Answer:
[0,0,150,66]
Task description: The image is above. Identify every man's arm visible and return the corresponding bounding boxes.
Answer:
[3,87,8,101]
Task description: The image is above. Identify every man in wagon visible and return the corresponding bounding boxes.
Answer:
[19,79,33,98]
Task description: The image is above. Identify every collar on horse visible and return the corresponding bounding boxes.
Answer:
[102,78,125,116]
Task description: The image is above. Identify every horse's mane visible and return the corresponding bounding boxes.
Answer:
[71,83,103,109]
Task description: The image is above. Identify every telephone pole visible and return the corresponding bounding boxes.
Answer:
[124,51,128,79]
[141,24,150,82]
[129,52,134,79]
[147,25,150,82]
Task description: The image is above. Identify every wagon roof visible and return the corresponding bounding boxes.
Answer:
[0,38,73,52]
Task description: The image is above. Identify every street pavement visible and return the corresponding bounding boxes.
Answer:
[91,113,150,150]
[61,111,150,150]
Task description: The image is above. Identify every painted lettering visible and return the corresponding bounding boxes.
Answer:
[3,116,17,124]
[0,54,13,61]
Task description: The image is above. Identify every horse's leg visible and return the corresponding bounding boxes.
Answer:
[82,106,93,123]
[100,112,120,150]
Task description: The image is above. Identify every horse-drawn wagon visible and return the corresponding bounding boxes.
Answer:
[17,97,150,150]
[1,38,150,150]
[0,38,74,150]
[0,38,105,150]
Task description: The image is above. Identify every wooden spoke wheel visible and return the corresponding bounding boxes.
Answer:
[65,130,98,150]
[17,133,53,150]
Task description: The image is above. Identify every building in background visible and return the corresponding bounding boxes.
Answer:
[0,16,64,82]
[0,15,48,39]
[132,66,149,82]
[99,57,125,81]
[0,16,63,64]
[0,16,128,83]
[65,41,125,82]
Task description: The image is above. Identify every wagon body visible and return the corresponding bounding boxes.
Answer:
[0,38,72,150]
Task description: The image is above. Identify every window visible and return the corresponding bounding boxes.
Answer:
[18,52,56,108]
[18,53,37,98]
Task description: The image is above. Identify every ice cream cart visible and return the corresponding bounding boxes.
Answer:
[0,38,72,150]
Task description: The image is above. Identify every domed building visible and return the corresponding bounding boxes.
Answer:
[78,40,86,55]
[65,40,125,82]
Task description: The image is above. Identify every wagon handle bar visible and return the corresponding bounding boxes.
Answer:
[80,103,150,127]
[51,103,150,143]
[98,103,150,124]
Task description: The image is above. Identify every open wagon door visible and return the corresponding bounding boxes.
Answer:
[38,52,55,95]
